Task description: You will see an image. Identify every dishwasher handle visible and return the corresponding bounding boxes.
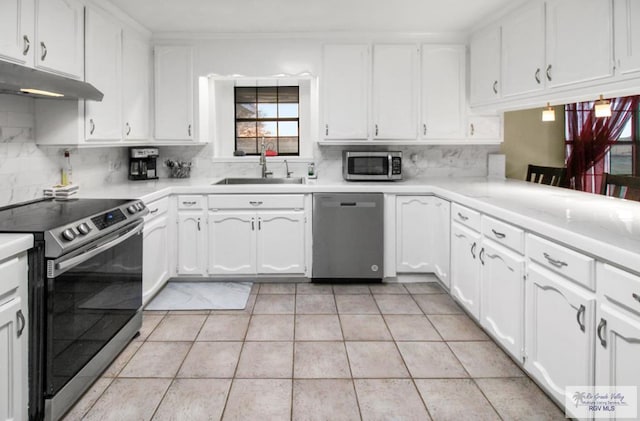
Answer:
[321,201,378,208]
[341,202,357,206]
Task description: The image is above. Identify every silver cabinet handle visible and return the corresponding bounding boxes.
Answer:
[325,124,329,136]
[457,212,469,221]
[543,252,567,268]
[89,119,95,135]
[470,242,477,259]
[188,124,192,137]
[534,68,541,84]
[492,80,498,94]
[546,64,552,81]
[479,247,485,265]
[258,217,262,230]
[125,122,131,136]
[251,218,255,231]
[633,293,640,304]
[197,218,201,231]
[597,318,607,347]
[470,123,475,136]
[182,201,197,206]
[23,35,30,55]
[16,310,25,337]
[149,208,159,214]
[375,124,379,136]
[491,229,506,239]
[40,41,47,61]
[249,201,263,206]
[423,124,427,136]
[576,304,586,332]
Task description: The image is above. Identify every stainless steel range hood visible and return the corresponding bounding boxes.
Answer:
[0,61,103,101]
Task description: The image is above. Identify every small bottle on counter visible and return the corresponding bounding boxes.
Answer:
[307,162,317,179]
[61,150,73,185]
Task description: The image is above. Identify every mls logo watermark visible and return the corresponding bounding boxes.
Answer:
[566,386,638,419]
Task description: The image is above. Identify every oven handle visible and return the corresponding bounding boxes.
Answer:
[52,220,144,277]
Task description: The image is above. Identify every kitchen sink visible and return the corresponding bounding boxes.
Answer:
[214,177,306,185]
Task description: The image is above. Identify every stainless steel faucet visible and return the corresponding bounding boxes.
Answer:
[284,160,293,178]
[259,138,272,178]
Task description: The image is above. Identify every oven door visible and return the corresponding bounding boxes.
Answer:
[45,220,143,398]
[344,154,392,180]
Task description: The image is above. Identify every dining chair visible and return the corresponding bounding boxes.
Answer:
[526,164,567,187]
[600,173,640,201]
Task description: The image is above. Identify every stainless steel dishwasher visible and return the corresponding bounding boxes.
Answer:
[312,193,384,280]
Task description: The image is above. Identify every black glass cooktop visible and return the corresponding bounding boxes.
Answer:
[0,198,132,233]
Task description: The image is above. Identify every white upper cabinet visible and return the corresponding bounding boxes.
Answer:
[470,25,501,105]
[372,44,418,139]
[420,45,466,140]
[154,46,194,141]
[546,0,613,88]
[34,0,84,79]
[614,0,640,75]
[322,44,369,140]
[122,29,150,141]
[501,2,546,97]
[84,7,122,141]
[0,0,34,65]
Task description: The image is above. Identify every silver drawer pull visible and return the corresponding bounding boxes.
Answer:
[576,304,586,332]
[457,212,469,221]
[543,252,568,268]
[150,208,159,214]
[249,201,263,206]
[491,229,506,239]
[632,293,640,303]
[182,201,197,206]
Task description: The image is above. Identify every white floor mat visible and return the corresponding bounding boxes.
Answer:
[145,281,252,310]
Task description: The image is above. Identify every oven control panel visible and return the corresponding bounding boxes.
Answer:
[91,209,126,230]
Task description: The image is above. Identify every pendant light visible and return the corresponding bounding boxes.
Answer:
[594,95,611,118]
[542,102,555,122]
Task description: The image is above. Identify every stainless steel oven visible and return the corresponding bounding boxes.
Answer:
[343,151,402,181]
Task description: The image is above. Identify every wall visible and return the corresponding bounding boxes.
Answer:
[501,106,565,180]
[0,94,128,207]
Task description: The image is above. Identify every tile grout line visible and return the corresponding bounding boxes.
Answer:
[290,285,297,421]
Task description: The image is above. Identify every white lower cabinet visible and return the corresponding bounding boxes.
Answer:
[480,239,525,360]
[450,222,481,319]
[208,211,256,275]
[143,214,170,304]
[525,263,596,413]
[177,211,207,276]
[0,250,28,421]
[256,211,306,274]
[396,196,450,285]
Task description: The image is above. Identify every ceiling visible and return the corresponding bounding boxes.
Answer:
[110,0,515,34]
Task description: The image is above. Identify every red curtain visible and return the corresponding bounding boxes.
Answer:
[565,96,637,192]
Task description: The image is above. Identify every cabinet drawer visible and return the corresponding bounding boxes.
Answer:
[144,197,169,221]
[451,203,481,231]
[598,263,640,315]
[527,234,595,290]
[0,254,24,302]
[209,195,305,210]
[177,195,205,210]
[482,215,524,254]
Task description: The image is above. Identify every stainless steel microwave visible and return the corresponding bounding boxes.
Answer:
[343,151,402,181]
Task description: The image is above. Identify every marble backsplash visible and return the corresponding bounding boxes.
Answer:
[0,94,128,207]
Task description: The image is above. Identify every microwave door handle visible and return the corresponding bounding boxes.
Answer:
[51,220,144,277]
[388,155,393,178]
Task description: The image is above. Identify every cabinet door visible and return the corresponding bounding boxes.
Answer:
[501,2,546,97]
[396,196,433,273]
[470,25,501,105]
[143,215,169,304]
[154,46,193,140]
[525,263,596,410]
[177,211,206,275]
[450,223,481,319]
[420,45,465,140]
[257,211,305,274]
[322,44,369,140]
[546,0,613,88]
[0,297,24,421]
[432,198,450,287]
[372,44,418,140]
[34,0,84,79]
[595,304,640,409]
[208,211,256,275]
[480,240,525,360]
[468,115,501,140]
[0,0,33,65]
[84,7,122,141]
[614,0,640,75]
[123,30,150,140]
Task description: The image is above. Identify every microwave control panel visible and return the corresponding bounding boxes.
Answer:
[392,157,402,175]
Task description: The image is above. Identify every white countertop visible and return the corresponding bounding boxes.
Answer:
[0,234,33,260]
[80,176,640,275]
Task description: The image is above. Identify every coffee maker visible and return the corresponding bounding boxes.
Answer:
[129,147,159,180]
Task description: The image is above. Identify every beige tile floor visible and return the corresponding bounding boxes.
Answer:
[62,282,566,421]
